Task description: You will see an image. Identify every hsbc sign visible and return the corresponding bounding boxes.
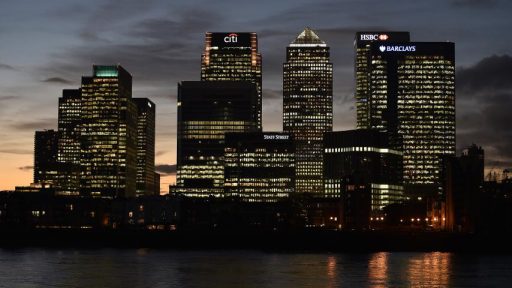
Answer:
[360,34,389,41]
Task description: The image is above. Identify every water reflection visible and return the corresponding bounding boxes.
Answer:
[407,252,451,287]
[1,249,510,287]
[368,252,389,288]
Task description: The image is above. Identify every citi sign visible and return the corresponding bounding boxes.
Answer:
[360,34,389,41]
[379,45,416,52]
[224,33,238,43]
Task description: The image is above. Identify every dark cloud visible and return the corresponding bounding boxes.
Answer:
[0,95,18,102]
[10,118,56,131]
[42,77,73,84]
[155,151,168,157]
[457,54,512,169]
[263,89,282,99]
[451,0,496,7]
[0,63,15,70]
[18,165,33,171]
[155,164,177,176]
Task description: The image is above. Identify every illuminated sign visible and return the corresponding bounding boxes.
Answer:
[211,32,251,48]
[360,33,389,41]
[263,134,289,140]
[379,45,416,52]
[224,33,238,43]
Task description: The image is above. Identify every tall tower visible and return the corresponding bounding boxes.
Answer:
[201,32,262,130]
[283,28,333,195]
[354,32,410,129]
[133,98,156,196]
[57,89,82,195]
[34,129,59,185]
[80,65,137,198]
[368,42,455,196]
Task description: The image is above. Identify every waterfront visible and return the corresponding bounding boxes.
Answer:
[1,249,511,287]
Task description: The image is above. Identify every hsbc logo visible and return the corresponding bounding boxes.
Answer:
[224,33,238,43]
[360,34,389,41]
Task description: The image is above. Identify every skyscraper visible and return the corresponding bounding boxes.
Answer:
[34,129,59,185]
[201,32,262,129]
[368,42,455,196]
[354,32,410,129]
[133,98,156,196]
[80,65,137,198]
[283,27,333,194]
[174,81,259,197]
[57,89,82,195]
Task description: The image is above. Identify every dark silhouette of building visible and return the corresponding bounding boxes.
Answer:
[354,32,410,129]
[366,42,455,197]
[323,129,404,229]
[80,65,137,198]
[133,98,156,196]
[283,27,333,195]
[224,132,295,202]
[174,81,259,197]
[443,144,484,232]
[201,32,262,129]
[34,129,59,185]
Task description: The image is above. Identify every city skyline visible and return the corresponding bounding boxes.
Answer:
[1,0,512,193]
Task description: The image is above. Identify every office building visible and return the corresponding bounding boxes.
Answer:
[174,81,259,197]
[283,27,333,194]
[34,129,59,186]
[354,32,410,129]
[368,42,455,196]
[201,32,262,129]
[57,89,81,195]
[324,129,404,229]
[133,98,156,196]
[80,65,137,198]
[224,132,295,202]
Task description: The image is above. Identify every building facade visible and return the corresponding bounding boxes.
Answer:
[324,129,404,229]
[201,32,262,129]
[367,42,456,196]
[174,81,259,197]
[80,65,138,198]
[133,98,156,196]
[224,132,295,202]
[34,129,59,186]
[354,32,410,129]
[283,27,333,195]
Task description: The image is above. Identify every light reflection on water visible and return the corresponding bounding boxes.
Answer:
[0,249,510,287]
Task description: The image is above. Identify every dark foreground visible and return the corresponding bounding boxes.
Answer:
[2,229,512,252]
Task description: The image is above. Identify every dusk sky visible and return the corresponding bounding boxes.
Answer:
[1,0,511,192]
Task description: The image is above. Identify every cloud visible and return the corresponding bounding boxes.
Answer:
[451,0,496,7]
[456,54,512,169]
[0,95,18,102]
[42,77,73,84]
[0,148,32,155]
[0,63,15,70]
[155,164,177,176]
[10,118,56,131]
[18,165,33,171]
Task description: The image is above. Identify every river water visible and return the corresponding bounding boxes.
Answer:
[0,249,510,287]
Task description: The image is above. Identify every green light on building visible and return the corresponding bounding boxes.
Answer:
[94,66,119,77]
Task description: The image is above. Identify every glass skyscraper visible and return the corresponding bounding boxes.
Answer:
[174,81,259,197]
[367,42,455,196]
[80,65,138,198]
[354,32,410,129]
[201,32,262,129]
[283,27,333,195]
[133,98,156,196]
